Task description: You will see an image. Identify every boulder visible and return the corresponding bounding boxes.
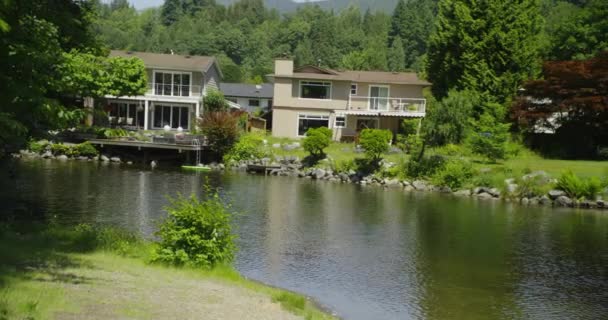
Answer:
[100,155,110,162]
[384,179,401,188]
[403,185,414,192]
[529,197,539,205]
[438,186,452,193]
[454,189,471,197]
[77,156,88,161]
[506,183,518,194]
[313,168,326,180]
[339,173,349,182]
[596,200,606,209]
[412,180,428,191]
[520,197,529,205]
[477,192,494,199]
[110,156,121,163]
[555,195,573,207]
[42,151,53,158]
[548,190,565,200]
[539,195,552,206]
[487,188,501,198]
[56,155,69,160]
[272,143,281,148]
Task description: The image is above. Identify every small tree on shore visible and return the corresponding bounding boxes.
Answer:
[359,129,393,162]
[198,112,239,160]
[302,127,332,158]
[467,114,510,163]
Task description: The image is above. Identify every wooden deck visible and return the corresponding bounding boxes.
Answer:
[88,139,204,151]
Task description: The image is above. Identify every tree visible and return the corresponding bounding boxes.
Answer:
[424,90,477,146]
[387,37,405,71]
[389,0,436,69]
[467,114,510,162]
[511,51,608,158]
[359,129,393,162]
[204,90,228,112]
[302,127,332,158]
[426,0,543,103]
[198,112,240,159]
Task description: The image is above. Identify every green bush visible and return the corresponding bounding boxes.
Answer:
[204,89,228,112]
[153,193,236,268]
[403,134,423,155]
[330,159,356,173]
[50,143,71,156]
[224,134,267,163]
[400,119,418,136]
[434,143,471,157]
[556,170,603,199]
[516,175,554,198]
[302,127,332,157]
[102,128,128,138]
[359,129,392,161]
[467,114,511,162]
[72,142,99,157]
[423,90,476,146]
[199,112,240,159]
[431,159,475,189]
[406,154,446,178]
[27,140,48,154]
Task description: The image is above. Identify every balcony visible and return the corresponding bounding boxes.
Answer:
[147,83,202,98]
[346,96,426,116]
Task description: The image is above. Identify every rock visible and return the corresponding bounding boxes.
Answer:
[506,183,518,194]
[539,195,552,205]
[110,156,121,163]
[360,180,367,185]
[291,142,301,148]
[597,200,606,209]
[42,151,53,158]
[339,173,349,182]
[548,190,565,200]
[77,156,88,161]
[313,168,326,180]
[283,144,297,151]
[260,157,271,165]
[218,163,225,170]
[412,180,428,191]
[520,197,529,205]
[272,143,281,148]
[487,188,501,198]
[477,192,494,199]
[100,155,110,162]
[504,178,516,185]
[454,189,471,197]
[401,180,411,187]
[403,185,414,192]
[473,187,487,195]
[438,186,452,193]
[580,200,595,209]
[150,160,157,168]
[529,197,539,205]
[56,154,68,160]
[384,179,401,188]
[555,195,573,207]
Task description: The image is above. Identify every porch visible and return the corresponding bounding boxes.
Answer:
[99,98,200,131]
[347,96,426,117]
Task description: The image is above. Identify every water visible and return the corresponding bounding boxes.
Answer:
[2,159,608,320]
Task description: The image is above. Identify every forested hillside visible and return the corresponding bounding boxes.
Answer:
[216,0,400,13]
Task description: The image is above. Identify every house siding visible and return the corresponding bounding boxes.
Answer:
[204,65,221,93]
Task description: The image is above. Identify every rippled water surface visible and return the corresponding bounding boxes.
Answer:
[2,159,608,320]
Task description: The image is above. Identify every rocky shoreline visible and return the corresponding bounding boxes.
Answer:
[221,156,608,211]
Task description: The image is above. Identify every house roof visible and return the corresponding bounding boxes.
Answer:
[109,50,219,74]
[274,64,431,86]
[220,83,273,99]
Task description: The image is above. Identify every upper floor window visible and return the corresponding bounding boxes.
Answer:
[300,81,331,100]
[350,84,357,95]
[154,71,191,97]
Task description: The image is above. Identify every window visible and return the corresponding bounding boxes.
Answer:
[154,71,191,96]
[152,104,190,129]
[334,116,346,128]
[248,99,260,107]
[300,81,331,99]
[298,114,329,136]
[350,84,357,95]
[107,102,142,126]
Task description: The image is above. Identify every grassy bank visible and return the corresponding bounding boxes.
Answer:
[0,223,333,320]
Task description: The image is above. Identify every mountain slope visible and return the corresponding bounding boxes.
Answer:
[217,0,399,13]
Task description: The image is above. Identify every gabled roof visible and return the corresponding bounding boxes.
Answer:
[110,50,220,75]
[294,65,340,75]
[220,83,273,99]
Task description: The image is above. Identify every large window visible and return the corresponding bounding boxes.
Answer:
[154,71,191,97]
[153,104,190,130]
[300,81,331,100]
[107,102,144,127]
[298,114,329,136]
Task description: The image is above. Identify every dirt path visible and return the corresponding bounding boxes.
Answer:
[38,253,302,320]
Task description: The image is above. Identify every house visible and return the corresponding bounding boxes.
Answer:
[220,83,273,113]
[99,50,222,131]
[269,59,431,140]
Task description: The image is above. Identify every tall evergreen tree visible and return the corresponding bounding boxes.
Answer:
[426,0,542,104]
[389,0,436,69]
[387,37,405,71]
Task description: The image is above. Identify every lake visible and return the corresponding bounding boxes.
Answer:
[1,159,607,320]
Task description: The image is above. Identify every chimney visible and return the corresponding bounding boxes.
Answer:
[274,59,293,76]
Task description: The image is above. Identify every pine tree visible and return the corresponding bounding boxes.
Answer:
[387,37,405,71]
[389,0,436,69]
[426,0,542,103]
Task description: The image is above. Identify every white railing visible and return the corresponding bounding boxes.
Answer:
[148,83,202,97]
[348,96,426,113]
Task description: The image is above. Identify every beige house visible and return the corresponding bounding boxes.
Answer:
[98,50,223,131]
[270,59,430,140]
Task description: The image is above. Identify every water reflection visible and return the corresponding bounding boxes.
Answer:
[1,159,607,320]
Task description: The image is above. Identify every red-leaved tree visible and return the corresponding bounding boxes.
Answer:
[511,51,608,158]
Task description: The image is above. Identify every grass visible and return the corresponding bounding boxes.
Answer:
[0,223,334,320]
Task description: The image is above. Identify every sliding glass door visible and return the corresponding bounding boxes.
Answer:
[369,86,389,111]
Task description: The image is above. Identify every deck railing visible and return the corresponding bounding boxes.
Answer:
[148,83,202,97]
[348,96,426,113]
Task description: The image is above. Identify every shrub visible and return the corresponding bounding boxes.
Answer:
[199,112,240,159]
[431,159,475,189]
[467,114,510,162]
[204,89,228,112]
[302,127,332,157]
[406,154,446,178]
[50,143,71,156]
[400,119,418,136]
[330,159,356,173]
[27,140,48,154]
[516,175,554,198]
[403,134,423,155]
[102,128,128,138]
[556,170,603,199]
[434,143,471,157]
[72,142,99,157]
[154,193,236,268]
[224,133,267,163]
[359,129,392,161]
[423,90,476,146]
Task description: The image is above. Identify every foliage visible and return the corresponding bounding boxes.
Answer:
[400,119,418,137]
[50,143,71,156]
[389,0,437,70]
[199,112,240,159]
[359,129,392,161]
[302,127,332,158]
[434,143,471,157]
[424,90,476,146]
[153,193,236,268]
[330,159,357,173]
[403,134,424,155]
[27,140,49,154]
[556,170,603,199]
[512,51,608,158]
[515,175,554,198]
[224,133,267,163]
[72,142,99,158]
[431,159,475,189]
[102,128,129,138]
[387,36,405,71]
[406,154,446,178]
[204,89,229,113]
[426,0,542,103]
[467,114,511,162]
